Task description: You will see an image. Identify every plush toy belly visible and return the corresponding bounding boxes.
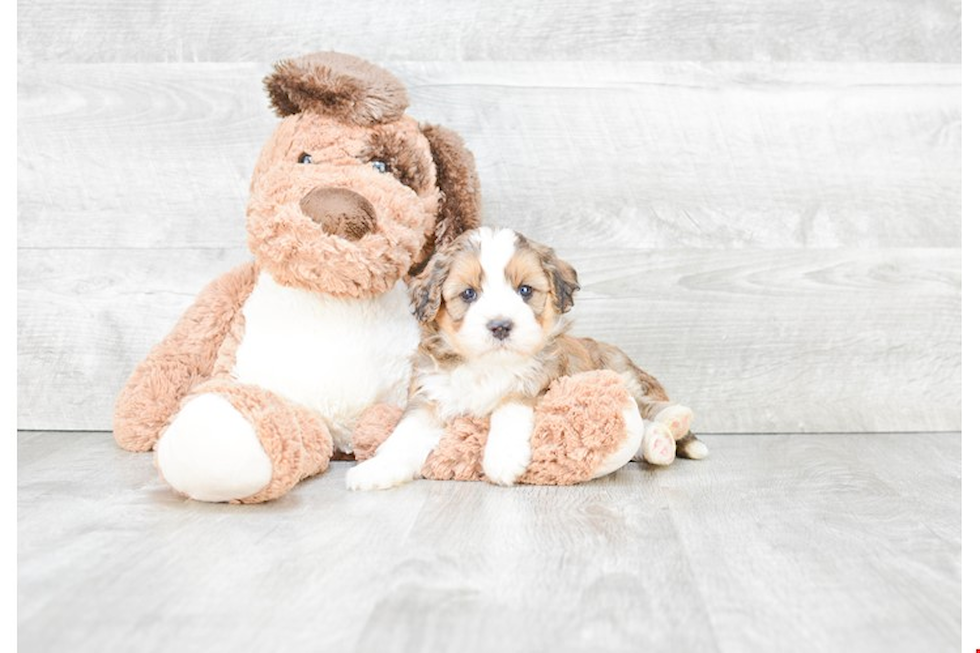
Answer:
[232,273,419,452]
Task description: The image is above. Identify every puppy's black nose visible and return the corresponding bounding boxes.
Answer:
[487,319,513,341]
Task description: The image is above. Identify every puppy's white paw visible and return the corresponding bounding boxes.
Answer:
[678,437,710,460]
[483,403,535,486]
[482,445,531,486]
[655,405,694,440]
[345,457,414,491]
[642,421,676,466]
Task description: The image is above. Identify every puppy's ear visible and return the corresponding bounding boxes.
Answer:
[542,249,580,314]
[409,250,452,323]
[264,52,409,125]
[411,124,482,274]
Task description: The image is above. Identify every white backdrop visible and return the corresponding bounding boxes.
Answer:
[17,0,961,434]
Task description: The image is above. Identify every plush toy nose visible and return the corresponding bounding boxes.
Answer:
[299,186,377,240]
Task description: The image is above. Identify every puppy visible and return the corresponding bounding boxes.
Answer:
[346,227,707,490]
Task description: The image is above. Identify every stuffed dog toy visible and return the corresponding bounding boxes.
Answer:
[113,52,662,502]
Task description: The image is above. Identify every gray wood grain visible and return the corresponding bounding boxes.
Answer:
[18,62,960,250]
[17,247,960,433]
[18,0,961,64]
[16,13,962,436]
[17,431,961,653]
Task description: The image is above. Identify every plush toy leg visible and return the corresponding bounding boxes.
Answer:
[114,263,258,453]
[352,372,641,485]
[155,379,333,503]
[353,372,685,486]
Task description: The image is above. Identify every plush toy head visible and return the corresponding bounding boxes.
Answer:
[246,52,481,297]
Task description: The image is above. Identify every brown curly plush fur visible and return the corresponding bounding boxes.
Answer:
[352,371,636,486]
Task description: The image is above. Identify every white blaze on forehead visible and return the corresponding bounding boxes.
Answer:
[476,227,518,290]
[475,227,517,279]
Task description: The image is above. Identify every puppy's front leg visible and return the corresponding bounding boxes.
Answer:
[346,405,443,491]
[482,401,535,486]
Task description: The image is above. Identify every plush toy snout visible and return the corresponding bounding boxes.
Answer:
[299,186,377,241]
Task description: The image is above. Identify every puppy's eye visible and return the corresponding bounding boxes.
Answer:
[518,284,534,300]
[460,288,478,303]
[298,152,314,164]
[370,160,389,174]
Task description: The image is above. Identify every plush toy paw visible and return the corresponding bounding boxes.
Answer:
[655,405,694,440]
[641,421,676,466]
[346,457,416,491]
[155,394,273,502]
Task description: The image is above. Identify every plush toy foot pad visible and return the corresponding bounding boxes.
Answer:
[155,394,273,502]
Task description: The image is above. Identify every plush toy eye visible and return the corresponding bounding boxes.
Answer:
[370,160,389,173]
[298,152,314,164]
[518,284,534,300]
[460,288,478,303]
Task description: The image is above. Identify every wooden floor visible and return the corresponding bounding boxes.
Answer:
[18,431,960,653]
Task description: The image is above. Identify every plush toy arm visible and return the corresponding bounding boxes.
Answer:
[351,371,644,485]
[113,262,259,452]
[423,370,643,484]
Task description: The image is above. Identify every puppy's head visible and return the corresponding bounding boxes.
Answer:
[411,227,579,361]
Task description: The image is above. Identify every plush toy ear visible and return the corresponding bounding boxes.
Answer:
[411,124,482,274]
[264,51,409,125]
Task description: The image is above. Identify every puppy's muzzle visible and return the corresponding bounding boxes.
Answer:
[299,186,377,241]
[487,319,513,341]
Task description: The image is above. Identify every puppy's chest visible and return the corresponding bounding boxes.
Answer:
[233,273,419,434]
[419,358,544,420]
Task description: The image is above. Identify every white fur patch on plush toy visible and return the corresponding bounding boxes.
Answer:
[233,273,419,453]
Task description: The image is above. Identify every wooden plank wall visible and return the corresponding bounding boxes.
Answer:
[17,1,961,433]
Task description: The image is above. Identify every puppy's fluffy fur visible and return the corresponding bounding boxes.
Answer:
[346,227,707,490]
